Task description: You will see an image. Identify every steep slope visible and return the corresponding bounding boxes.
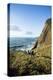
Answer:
[32,18,51,49]
[31,18,52,74]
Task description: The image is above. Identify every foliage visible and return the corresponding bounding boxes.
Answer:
[9,46,51,76]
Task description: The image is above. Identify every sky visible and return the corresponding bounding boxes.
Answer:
[9,4,51,37]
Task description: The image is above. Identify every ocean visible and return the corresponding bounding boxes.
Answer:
[9,37,37,51]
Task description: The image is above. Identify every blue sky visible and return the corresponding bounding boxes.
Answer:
[9,4,51,37]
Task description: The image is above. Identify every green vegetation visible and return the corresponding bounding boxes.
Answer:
[9,45,51,76]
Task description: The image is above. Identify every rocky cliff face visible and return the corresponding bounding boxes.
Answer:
[31,18,51,74]
[32,18,51,49]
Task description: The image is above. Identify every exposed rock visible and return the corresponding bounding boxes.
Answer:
[32,18,51,49]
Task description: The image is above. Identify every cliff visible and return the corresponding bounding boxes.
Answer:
[32,18,51,49]
[31,18,52,74]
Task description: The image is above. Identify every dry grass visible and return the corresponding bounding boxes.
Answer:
[9,44,51,76]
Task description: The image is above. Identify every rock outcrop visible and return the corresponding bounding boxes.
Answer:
[32,18,51,49]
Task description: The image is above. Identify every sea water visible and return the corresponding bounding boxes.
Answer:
[9,37,37,51]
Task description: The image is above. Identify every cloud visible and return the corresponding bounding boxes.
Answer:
[26,31,33,35]
[10,25,21,31]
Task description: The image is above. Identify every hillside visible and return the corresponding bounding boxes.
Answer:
[32,18,51,49]
[31,18,51,74]
[9,18,51,76]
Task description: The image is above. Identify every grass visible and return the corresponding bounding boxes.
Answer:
[9,44,51,76]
